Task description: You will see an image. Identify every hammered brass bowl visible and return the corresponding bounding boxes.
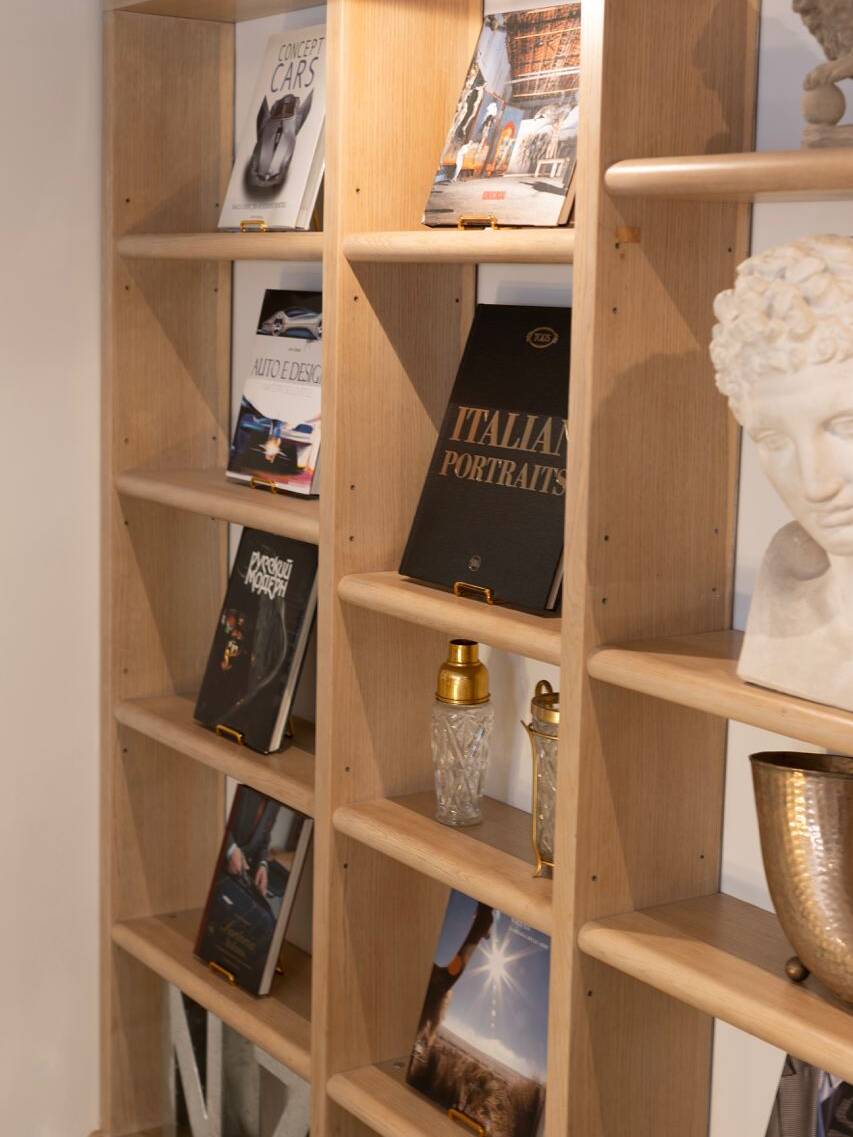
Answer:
[751,751,853,1004]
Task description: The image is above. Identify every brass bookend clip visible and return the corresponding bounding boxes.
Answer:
[453,581,495,605]
[215,724,245,746]
[208,960,236,985]
[457,214,499,230]
[448,1109,486,1136]
[250,475,280,494]
[240,218,269,233]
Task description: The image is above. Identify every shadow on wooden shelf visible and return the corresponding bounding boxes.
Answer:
[343,228,575,265]
[117,231,323,262]
[605,148,853,202]
[115,467,321,544]
[333,792,552,935]
[328,1060,465,1137]
[115,695,316,815]
[112,909,312,1080]
[579,893,853,1082]
[588,629,853,752]
[338,572,561,666]
[105,0,318,23]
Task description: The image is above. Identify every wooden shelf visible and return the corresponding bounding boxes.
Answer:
[588,629,853,752]
[112,909,312,1081]
[605,148,853,202]
[579,893,853,1082]
[333,792,552,935]
[105,0,317,20]
[115,695,316,816]
[117,232,323,262]
[343,228,575,265]
[115,467,320,544]
[328,1062,464,1137]
[338,572,561,666]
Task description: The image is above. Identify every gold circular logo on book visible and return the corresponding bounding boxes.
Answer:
[526,326,559,349]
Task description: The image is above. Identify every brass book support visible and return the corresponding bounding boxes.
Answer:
[250,475,280,494]
[448,1108,486,1136]
[240,218,269,233]
[215,724,244,746]
[452,581,495,605]
[208,960,236,985]
[457,214,499,230]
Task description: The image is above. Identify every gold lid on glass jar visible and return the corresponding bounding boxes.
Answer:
[436,639,490,705]
[530,679,560,726]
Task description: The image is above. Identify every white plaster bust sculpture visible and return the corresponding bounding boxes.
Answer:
[710,234,853,712]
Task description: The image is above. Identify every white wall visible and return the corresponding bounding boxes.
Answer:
[0,1,101,1134]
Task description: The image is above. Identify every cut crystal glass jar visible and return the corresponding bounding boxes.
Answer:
[431,639,493,828]
[523,679,560,877]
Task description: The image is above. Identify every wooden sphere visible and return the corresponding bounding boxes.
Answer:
[802,83,846,126]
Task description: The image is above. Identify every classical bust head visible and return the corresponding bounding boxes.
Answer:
[710,235,853,710]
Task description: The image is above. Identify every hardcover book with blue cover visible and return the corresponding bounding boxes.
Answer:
[407,890,551,1137]
[195,784,313,996]
[229,289,322,497]
[194,528,318,754]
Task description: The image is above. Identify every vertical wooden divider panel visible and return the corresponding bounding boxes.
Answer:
[103,13,232,1133]
[314,1,481,1133]
[549,2,758,1135]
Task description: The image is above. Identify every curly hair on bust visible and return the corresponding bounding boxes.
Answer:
[709,234,853,422]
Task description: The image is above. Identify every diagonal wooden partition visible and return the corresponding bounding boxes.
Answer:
[102,12,232,1134]
[550,0,758,1132]
[313,1,480,1133]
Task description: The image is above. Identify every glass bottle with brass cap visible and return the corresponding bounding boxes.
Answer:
[523,679,560,877]
[432,639,494,827]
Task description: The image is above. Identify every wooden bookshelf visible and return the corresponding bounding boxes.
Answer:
[118,231,324,261]
[588,630,853,753]
[100,2,853,1136]
[116,467,320,543]
[327,1063,464,1137]
[338,571,561,664]
[605,148,853,202]
[115,695,316,815]
[579,893,853,1083]
[334,793,552,935]
[343,228,575,264]
[112,909,312,1080]
[105,0,314,18]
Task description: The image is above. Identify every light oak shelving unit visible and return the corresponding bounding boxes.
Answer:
[100,1,853,1136]
[118,231,324,261]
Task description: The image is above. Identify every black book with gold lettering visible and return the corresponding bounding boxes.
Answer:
[400,303,569,612]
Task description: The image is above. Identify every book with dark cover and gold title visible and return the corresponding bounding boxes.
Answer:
[400,303,570,612]
[195,784,313,996]
[194,529,318,753]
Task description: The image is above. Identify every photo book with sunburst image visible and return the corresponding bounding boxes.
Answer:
[407,890,551,1137]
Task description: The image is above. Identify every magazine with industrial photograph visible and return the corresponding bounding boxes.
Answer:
[219,26,326,231]
[194,529,318,754]
[407,890,550,1137]
[423,5,580,228]
[229,289,322,496]
[195,784,313,996]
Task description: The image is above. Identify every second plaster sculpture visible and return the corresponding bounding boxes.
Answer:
[710,234,853,712]
[795,0,853,145]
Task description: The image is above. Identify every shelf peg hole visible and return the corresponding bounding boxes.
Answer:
[591,873,598,882]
